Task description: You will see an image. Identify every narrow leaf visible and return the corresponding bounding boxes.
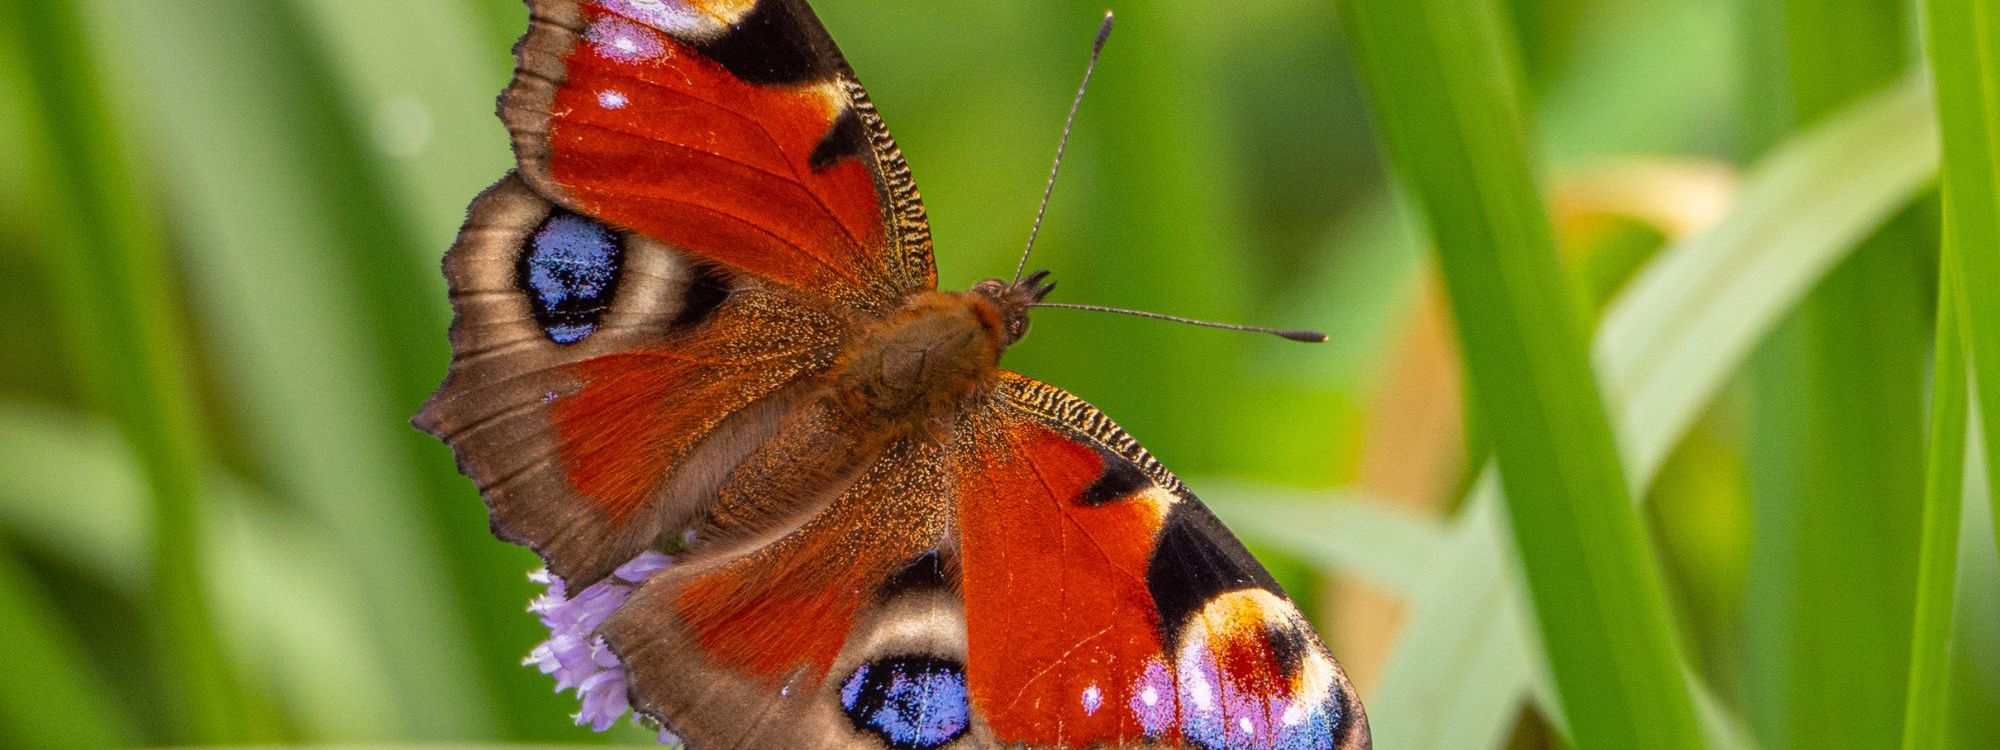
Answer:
[5,0,248,741]
[81,0,502,736]
[1332,0,1706,745]
[1372,78,1937,748]
[0,403,410,740]
[1922,0,2000,578]
[1902,274,1971,748]
[0,552,134,748]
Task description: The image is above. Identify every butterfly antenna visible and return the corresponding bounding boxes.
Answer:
[1032,302,1329,343]
[1012,11,1116,284]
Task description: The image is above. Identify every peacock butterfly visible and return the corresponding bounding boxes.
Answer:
[415,1,1372,748]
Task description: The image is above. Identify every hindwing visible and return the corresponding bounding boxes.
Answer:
[592,374,1370,749]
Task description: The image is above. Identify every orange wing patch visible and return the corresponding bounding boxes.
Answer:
[964,375,1373,749]
[955,417,1172,746]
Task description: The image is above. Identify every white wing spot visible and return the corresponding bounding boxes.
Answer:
[1189,676,1214,710]
[1281,701,1307,726]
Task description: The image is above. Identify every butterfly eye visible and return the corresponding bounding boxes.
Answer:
[518,210,625,345]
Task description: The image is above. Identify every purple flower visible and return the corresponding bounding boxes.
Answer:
[524,551,674,737]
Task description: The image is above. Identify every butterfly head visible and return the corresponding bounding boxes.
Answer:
[969,269,1058,346]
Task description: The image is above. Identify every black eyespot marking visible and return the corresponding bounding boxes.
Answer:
[670,262,733,331]
[1146,504,1286,638]
[1079,450,1151,506]
[694,0,838,85]
[880,550,950,600]
[810,108,869,172]
[839,656,970,750]
[1264,621,1309,678]
[519,210,624,344]
[1331,682,1359,745]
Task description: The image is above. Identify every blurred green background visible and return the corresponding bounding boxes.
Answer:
[2,0,1997,747]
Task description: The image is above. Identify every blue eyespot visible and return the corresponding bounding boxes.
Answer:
[519,211,622,344]
[839,656,970,750]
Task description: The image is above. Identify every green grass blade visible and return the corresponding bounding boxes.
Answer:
[1332,0,1705,745]
[0,551,134,748]
[5,0,252,741]
[1370,488,1538,749]
[1371,77,1937,748]
[285,0,584,736]
[81,0,503,736]
[0,402,411,740]
[1598,81,1938,476]
[1735,6,1931,746]
[1910,1,2000,742]
[1903,274,1971,749]
[1950,449,2000,744]
[1923,0,2000,579]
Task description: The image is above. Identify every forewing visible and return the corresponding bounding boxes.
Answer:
[414,175,847,587]
[508,0,935,307]
[950,373,1372,750]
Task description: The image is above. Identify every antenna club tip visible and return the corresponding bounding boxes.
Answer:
[1096,11,1115,43]
[1278,330,1330,343]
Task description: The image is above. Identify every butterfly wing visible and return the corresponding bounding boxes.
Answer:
[603,410,973,748]
[414,175,850,587]
[508,0,935,308]
[600,373,1370,749]
[419,0,940,587]
[953,373,1371,750]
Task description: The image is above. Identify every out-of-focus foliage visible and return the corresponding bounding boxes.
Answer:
[0,0,1992,747]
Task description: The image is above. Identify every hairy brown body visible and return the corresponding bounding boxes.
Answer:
[831,291,1005,434]
[826,272,1048,432]
[697,279,1046,551]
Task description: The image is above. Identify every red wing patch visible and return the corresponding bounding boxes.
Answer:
[507,0,936,306]
[551,13,880,289]
[955,415,1174,746]
[959,374,1373,750]
[554,347,771,519]
[667,409,932,681]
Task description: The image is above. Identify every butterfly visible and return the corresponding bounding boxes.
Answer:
[414,1,1371,748]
